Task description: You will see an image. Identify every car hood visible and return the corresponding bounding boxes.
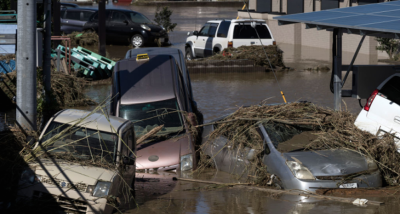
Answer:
[136,134,192,169]
[283,150,369,176]
[32,158,117,185]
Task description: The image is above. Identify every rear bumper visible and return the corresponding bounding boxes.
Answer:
[283,170,382,192]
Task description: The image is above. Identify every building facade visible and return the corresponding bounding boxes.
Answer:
[238,0,394,65]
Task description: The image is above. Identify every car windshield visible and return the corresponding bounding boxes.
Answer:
[129,12,151,24]
[41,122,118,163]
[119,99,184,138]
[263,123,317,153]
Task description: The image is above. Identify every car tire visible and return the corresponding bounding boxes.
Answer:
[213,48,220,55]
[131,34,144,48]
[185,47,194,60]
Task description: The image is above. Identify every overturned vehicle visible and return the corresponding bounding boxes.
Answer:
[18,110,136,214]
[201,103,387,192]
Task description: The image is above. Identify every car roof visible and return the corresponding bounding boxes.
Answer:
[114,55,177,105]
[52,109,130,132]
[125,47,185,70]
[208,19,266,23]
[62,8,98,12]
[106,8,136,13]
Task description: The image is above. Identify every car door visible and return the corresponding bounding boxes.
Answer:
[62,10,82,34]
[204,23,218,57]
[194,24,210,58]
[89,11,112,40]
[109,11,131,42]
[120,128,135,190]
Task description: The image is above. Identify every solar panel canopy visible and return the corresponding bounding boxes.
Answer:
[274,1,400,36]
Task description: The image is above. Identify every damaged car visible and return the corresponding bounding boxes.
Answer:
[202,112,382,192]
[18,109,136,214]
[111,51,201,173]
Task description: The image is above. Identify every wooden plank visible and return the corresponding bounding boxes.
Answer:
[61,58,68,75]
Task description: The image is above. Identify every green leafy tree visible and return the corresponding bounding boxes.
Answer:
[0,0,10,10]
[154,6,177,33]
[376,38,400,60]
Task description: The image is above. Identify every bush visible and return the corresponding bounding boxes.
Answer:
[154,6,177,33]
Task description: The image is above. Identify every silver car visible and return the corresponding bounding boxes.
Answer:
[202,116,382,191]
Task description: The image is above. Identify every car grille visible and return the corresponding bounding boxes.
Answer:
[41,176,88,192]
[32,191,88,213]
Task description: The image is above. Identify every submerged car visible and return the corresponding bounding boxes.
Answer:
[61,8,97,34]
[83,9,168,47]
[18,110,136,214]
[111,51,199,172]
[203,114,382,192]
[355,74,400,151]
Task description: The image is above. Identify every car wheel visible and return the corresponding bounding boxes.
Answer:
[185,47,194,60]
[213,48,220,55]
[131,34,144,48]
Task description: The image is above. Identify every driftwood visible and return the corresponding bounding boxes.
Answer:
[136,125,164,145]
[174,177,384,206]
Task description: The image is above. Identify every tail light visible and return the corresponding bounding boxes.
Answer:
[273,41,276,45]
[364,89,379,111]
[228,41,233,48]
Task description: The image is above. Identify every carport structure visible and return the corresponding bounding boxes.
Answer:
[274,1,400,110]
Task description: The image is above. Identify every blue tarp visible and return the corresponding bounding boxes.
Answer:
[0,60,15,74]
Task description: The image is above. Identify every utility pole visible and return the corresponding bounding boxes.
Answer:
[52,0,61,47]
[98,0,106,56]
[16,0,37,131]
[43,0,52,120]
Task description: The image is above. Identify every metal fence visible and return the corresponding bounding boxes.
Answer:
[186,59,265,73]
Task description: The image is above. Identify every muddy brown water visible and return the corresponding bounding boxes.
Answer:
[1,4,397,213]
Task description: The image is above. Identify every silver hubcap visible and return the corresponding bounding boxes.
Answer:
[186,52,191,60]
[132,36,143,47]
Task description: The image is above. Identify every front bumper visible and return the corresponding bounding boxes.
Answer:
[283,170,382,192]
[17,183,112,214]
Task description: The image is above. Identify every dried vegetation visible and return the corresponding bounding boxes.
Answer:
[62,31,99,48]
[198,102,400,186]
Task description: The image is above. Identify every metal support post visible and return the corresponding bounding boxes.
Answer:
[342,35,366,86]
[98,0,106,57]
[16,0,37,131]
[43,0,52,94]
[334,28,343,111]
[52,0,61,47]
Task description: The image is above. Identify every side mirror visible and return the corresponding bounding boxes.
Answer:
[193,31,198,36]
[187,32,191,36]
[123,20,129,25]
[123,156,135,165]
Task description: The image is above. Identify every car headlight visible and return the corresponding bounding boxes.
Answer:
[286,161,315,180]
[161,26,166,31]
[180,154,193,171]
[141,24,151,31]
[92,181,111,197]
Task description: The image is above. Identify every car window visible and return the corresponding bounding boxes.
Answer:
[380,76,400,106]
[263,123,316,153]
[198,24,211,36]
[217,21,231,38]
[91,11,110,22]
[82,11,95,21]
[60,10,66,19]
[66,11,81,21]
[129,12,151,24]
[233,24,272,39]
[208,23,219,37]
[111,11,128,22]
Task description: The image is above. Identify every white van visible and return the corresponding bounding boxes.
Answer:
[185,19,275,60]
[355,74,400,150]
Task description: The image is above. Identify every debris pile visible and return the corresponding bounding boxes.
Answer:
[198,102,399,186]
[195,45,286,70]
[63,31,99,48]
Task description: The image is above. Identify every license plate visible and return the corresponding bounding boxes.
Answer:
[339,183,358,188]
